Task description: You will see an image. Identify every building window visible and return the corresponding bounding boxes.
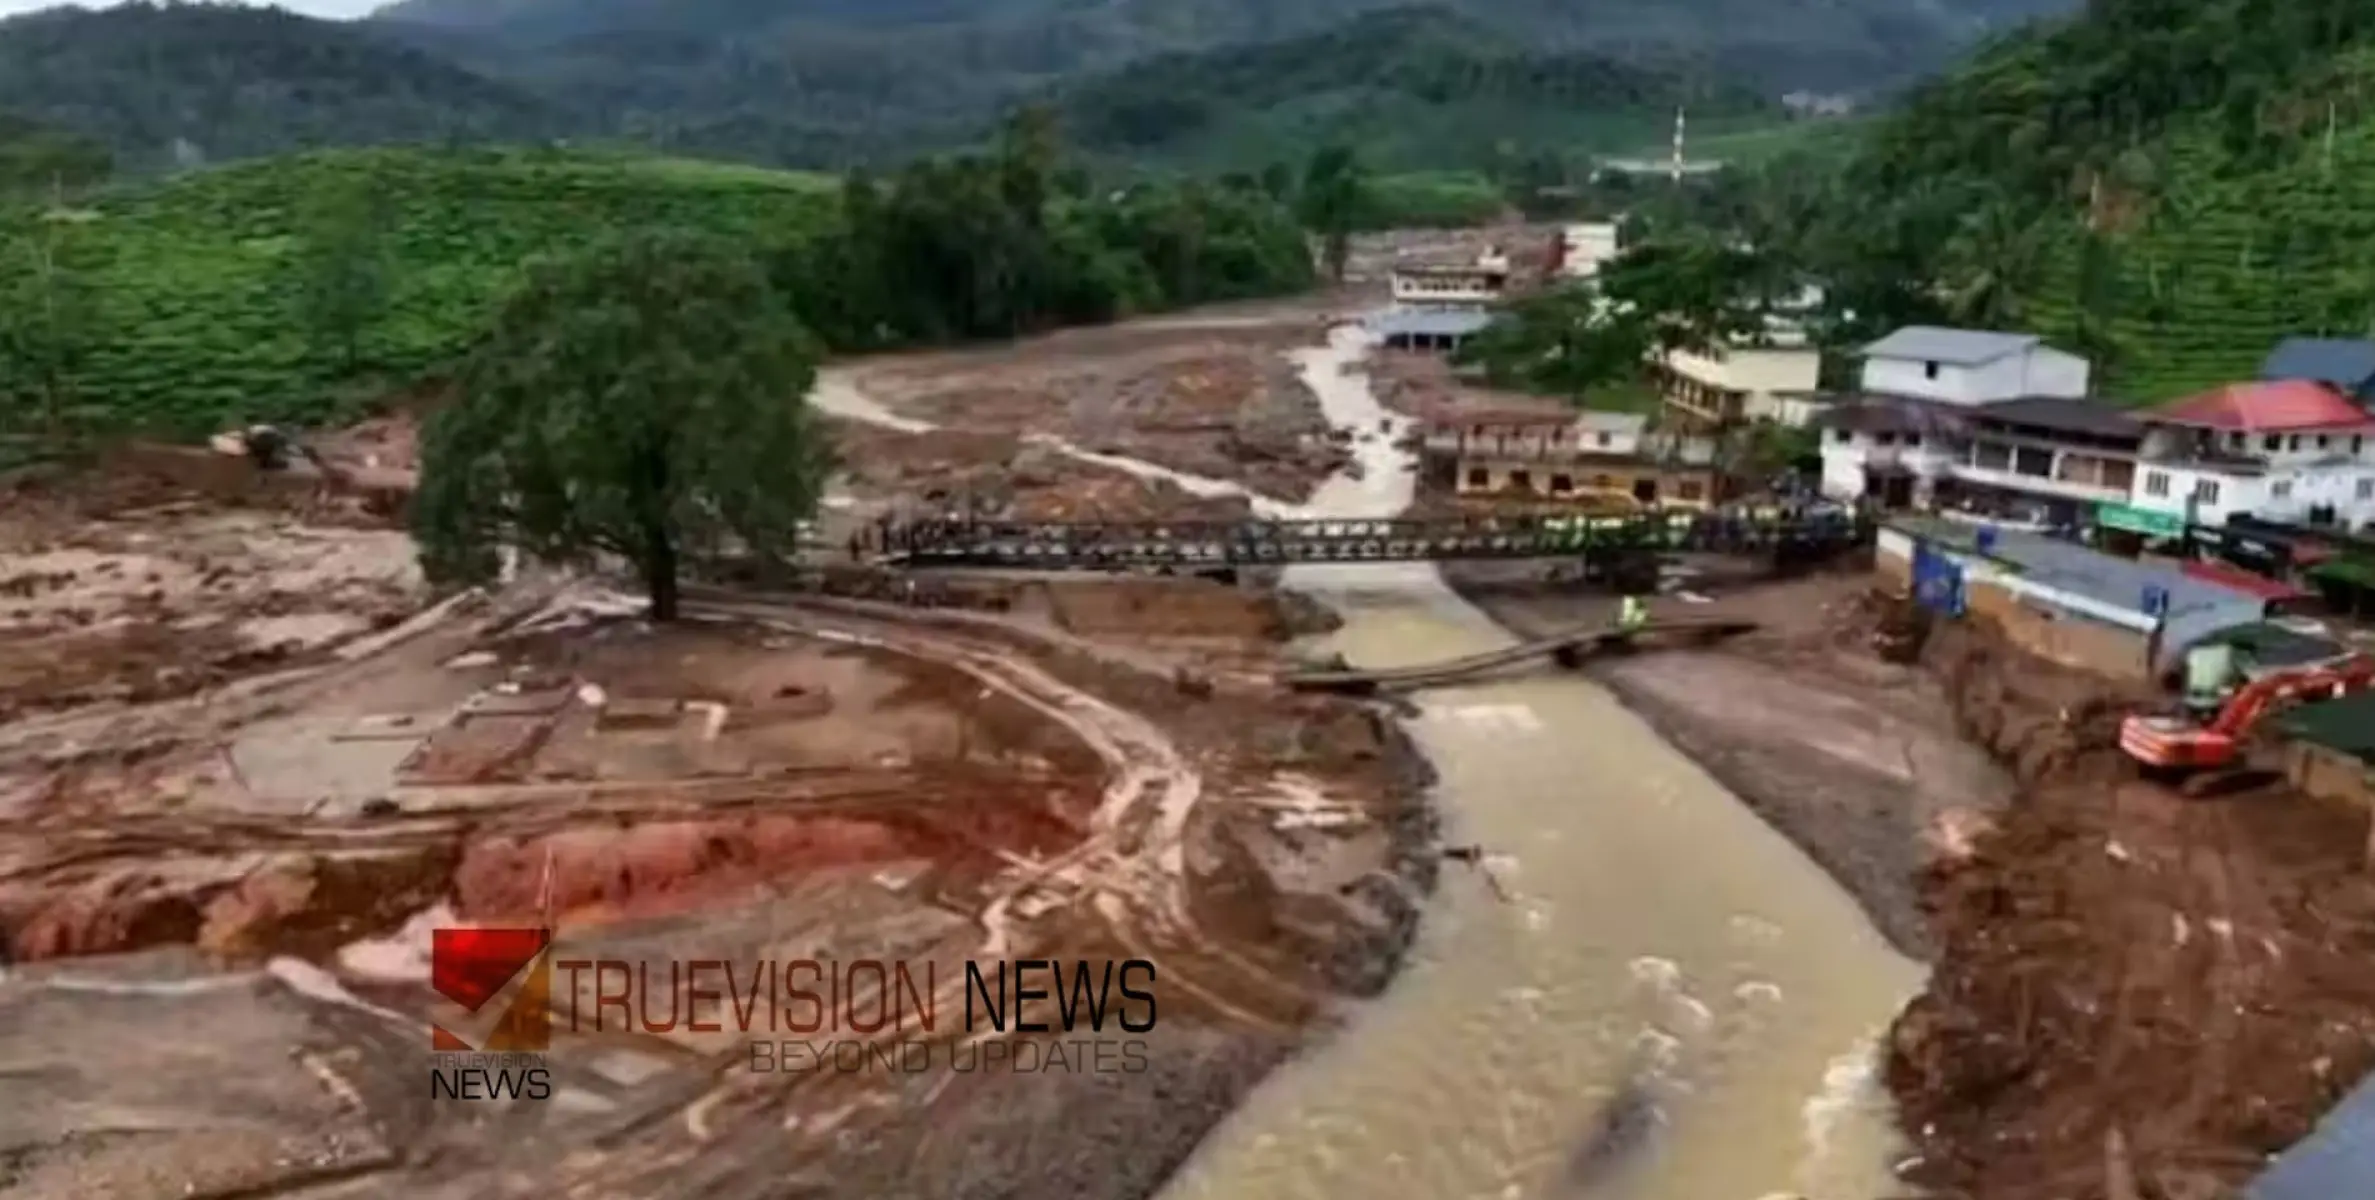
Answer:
[1905,434,1922,447]
[2230,431,2246,448]
[1677,480,1706,501]
[2355,435,2366,454]
[1465,467,1489,488]
[2144,470,2171,498]
[2318,434,2332,449]
[1922,360,1940,380]
[1831,429,1851,444]
[2265,434,2283,451]
[2013,446,2054,477]
[2359,478,2374,500]
[2195,479,2223,506]
[1550,473,1575,494]
[1509,469,1534,492]
[2272,479,2293,499]
[1596,432,1612,447]
[1874,431,1897,446]
[2288,435,2304,451]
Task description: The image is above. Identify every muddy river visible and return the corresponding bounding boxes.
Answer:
[821,321,1925,1199]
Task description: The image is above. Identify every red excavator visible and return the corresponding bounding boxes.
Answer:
[2120,654,2375,790]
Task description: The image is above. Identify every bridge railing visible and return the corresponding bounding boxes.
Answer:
[881,507,1871,568]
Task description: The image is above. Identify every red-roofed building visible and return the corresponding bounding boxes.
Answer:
[2146,380,2371,432]
[2126,375,2375,531]
[2179,557,2309,603]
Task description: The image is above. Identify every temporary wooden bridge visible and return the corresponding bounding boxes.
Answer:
[889,508,1867,571]
[1283,618,1759,694]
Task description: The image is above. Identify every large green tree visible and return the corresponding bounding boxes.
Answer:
[412,231,832,620]
[1458,284,1650,403]
[1595,237,1778,356]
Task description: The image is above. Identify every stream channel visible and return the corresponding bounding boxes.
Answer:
[811,321,1925,1200]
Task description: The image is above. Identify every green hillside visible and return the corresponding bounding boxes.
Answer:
[8,147,834,435]
[0,120,1317,440]
[1765,0,2375,402]
[2026,101,2375,401]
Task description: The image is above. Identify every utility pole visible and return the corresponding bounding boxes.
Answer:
[1670,107,1687,186]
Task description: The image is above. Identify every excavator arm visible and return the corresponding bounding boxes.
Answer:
[2208,657,2375,739]
[2123,654,2375,779]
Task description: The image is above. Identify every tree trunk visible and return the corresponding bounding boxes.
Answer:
[643,523,680,622]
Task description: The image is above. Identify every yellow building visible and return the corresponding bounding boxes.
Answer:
[1655,329,1824,430]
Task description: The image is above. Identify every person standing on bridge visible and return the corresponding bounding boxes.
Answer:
[1618,593,1650,636]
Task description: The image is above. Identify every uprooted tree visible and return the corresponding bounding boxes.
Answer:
[411,230,833,620]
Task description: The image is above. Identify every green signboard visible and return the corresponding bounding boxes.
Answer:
[2095,502,2186,539]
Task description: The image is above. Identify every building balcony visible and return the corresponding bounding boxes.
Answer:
[1946,461,2129,504]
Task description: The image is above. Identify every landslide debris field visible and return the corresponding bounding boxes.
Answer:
[0,448,1431,1200]
[1455,563,2375,1199]
[838,316,1352,516]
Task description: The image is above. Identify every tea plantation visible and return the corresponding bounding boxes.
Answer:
[2026,100,2375,403]
[18,146,835,436]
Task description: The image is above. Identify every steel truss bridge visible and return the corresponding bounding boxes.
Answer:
[889,508,1870,571]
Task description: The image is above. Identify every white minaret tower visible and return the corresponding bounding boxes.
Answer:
[1670,107,1687,184]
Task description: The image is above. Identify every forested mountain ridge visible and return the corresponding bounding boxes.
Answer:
[1049,8,1772,173]
[0,0,2075,172]
[371,0,2074,95]
[0,4,561,169]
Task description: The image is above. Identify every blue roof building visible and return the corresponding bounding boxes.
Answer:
[2258,337,2375,404]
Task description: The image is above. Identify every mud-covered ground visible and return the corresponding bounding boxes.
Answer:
[847,318,1350,508]
[0,449,1435,1200]
[1889,618,2375,1200]
[0,449,423,734]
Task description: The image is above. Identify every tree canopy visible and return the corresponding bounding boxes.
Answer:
[412,230,831,619]
[1458,236,1783,403]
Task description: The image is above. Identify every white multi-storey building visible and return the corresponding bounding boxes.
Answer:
[2123,379,2375,531]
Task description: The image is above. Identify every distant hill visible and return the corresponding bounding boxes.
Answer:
[369,0,2071,94]
[0,4,558,168]
[1051,8,1772,172]
[0,0,2077,174]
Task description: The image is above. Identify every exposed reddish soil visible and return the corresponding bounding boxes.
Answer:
[1887,615,2375,1200]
